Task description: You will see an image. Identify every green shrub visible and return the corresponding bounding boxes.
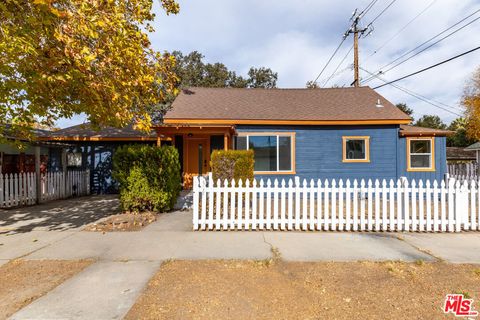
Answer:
[113,145,181,212]
[210,150,254,185]
[120,167,170,212]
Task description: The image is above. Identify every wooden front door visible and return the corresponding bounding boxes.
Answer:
[186,138,209,176]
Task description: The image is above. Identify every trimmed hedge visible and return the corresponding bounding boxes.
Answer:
[113,145,181,212]
[210,150,254,185]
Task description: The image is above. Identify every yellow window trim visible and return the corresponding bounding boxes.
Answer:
[342,136,370,163]
[236,132,296,174]
[406,137,436,172]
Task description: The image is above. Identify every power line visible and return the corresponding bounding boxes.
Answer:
[365,0,398,29]
[323,44,354,87]
[311,0,379,86]
[359,0,379,18]
[363,8,480,83]
[360,67,464,116]
[369,14,480,80]
[373,45,480,89]
[366,0,437,61]
[312,37,347,84]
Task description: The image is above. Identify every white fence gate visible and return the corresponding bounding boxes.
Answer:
[193,176,480,232]
[0,170,90,208]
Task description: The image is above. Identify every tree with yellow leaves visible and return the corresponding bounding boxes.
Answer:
[464,66,480,141]
[0,0,180,141]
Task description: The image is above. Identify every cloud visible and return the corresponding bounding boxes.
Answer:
[56,0,479,127]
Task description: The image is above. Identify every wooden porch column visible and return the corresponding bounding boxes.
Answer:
[34,146,41,204]
[62,148,67,198]
[224,134,228,150]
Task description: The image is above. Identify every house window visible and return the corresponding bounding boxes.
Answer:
[235,133,295,174]
[342,136,370,162]
[407,137,435,171]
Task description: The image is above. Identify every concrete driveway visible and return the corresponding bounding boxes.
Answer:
[0,195,120,235]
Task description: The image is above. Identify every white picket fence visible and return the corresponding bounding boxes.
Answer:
[448,162,478,180]
[193,176,480,232]
[0,170,90,208]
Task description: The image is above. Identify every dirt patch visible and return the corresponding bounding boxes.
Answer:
[126,260,480,320]
[83,212,157,232]
[0,259,92,319]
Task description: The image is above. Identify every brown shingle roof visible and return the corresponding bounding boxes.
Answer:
[446,147,476,160]
[42,123,157,141]
[164,87,412,124]
[399,125,453,137]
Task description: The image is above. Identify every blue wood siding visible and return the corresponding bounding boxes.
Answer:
[237,125,399,182]
[397,136,447,183]
[235,125,447,182]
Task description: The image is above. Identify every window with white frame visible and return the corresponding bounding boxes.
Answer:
[408,138,434,171]
[235,133,295,173]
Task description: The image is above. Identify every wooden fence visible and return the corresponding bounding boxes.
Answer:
[448,162,478,180]
[0,170,90,208]
[193,176,480,232]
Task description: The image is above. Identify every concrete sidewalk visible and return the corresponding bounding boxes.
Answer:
[1,211,479,263]
[11,260,160,320]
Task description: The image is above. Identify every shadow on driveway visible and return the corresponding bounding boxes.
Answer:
[0,195,120,234]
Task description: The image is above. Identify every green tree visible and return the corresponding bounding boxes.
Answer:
[172,51,277,89]
[247,67,278,88]
[305,81,319,89]
[446,117,476,147]
[414,115,447,130]
[1,0,180,141]
[396,103,414,118]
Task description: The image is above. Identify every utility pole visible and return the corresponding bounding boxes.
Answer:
[345,12,368,87]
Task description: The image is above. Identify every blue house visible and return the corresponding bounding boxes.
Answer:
[158,87,451,184]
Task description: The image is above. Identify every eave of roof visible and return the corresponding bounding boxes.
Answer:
[465,142,480,150]
[399,125,453,137]
[163,119,412,125]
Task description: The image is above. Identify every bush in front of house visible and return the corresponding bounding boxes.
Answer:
[113,145,181,212]
[210,149,254,185]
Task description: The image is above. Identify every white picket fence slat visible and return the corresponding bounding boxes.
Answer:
[0,170,90,208]
[193,176,480,232]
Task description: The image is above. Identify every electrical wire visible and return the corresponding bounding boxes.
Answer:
[323,44,354,87]
[311,0,379,85]
[365,0,398,28]
[372,45,480,90]
[366,0,437,61]
[312,37,347,84]
[371,15,480,79]
[361,67,463,117]
[363,8,480,83]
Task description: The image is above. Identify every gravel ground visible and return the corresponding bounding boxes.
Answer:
[126,260,480,320]
[0,259,92,319]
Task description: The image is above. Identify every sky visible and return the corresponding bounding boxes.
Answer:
[57,0,480,128]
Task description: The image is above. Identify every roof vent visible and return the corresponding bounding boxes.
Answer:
[375,99,383,108]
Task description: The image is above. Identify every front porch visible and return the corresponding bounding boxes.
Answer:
[156,125,236,187]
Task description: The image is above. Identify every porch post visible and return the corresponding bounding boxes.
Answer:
[224,134,228,150]
[35,145,41,204]
[62,148,67,198]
